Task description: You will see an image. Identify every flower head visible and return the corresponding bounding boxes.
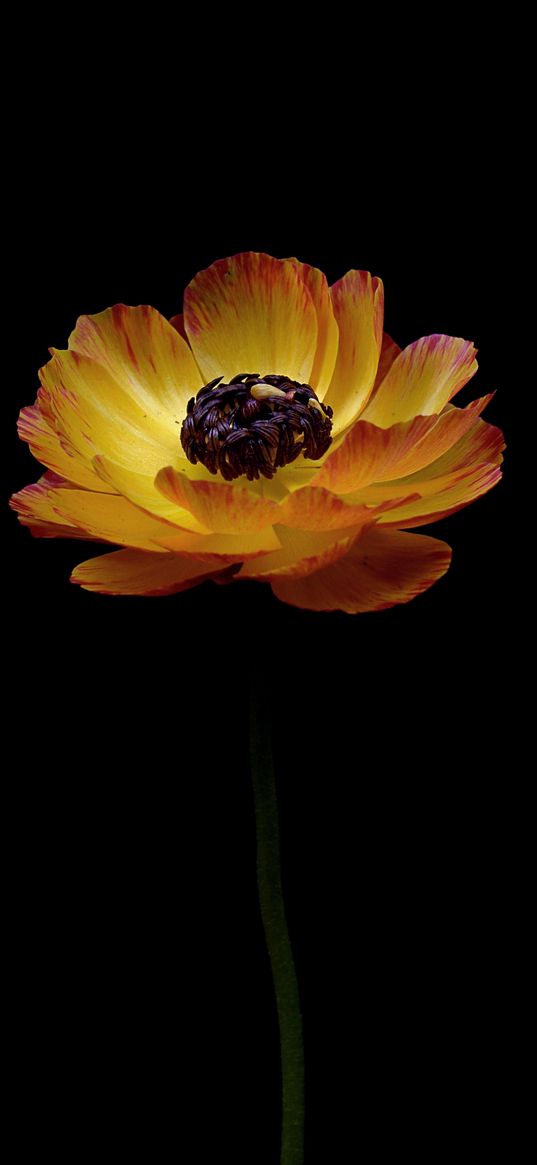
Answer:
[11,253,504,611]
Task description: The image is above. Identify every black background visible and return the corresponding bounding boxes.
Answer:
[4,66,525,1163]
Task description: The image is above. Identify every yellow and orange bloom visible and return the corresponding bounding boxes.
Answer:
[11,253,504,612]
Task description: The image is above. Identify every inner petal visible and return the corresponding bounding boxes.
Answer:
[183,252,318,385]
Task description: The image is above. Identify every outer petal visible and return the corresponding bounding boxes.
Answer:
[344,415,505,524]
[70,549,231,596]
[322,270,384,436]
[10,476,103,541]
[238,524,366,581]
[17,404,114,493]
[183,252,318,385]
[348,413,505,505]
[148,527,282,560]
[10,477,198,552]
[13,518,101,540]
[285,259,339,398]
[400,413,505,477]
[271,528,452,613]
[68,304,203,420]
[376,463,502,528]
[11,473,282,562]
[155,468,280,534]
[360,335,478,428]
[316,396,494,494]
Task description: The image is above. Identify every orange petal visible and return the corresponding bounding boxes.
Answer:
[372,333,402,390]
[374,396,495,480]
[333,412,505,502]
[183,252,318,385]
[316,396,493,494]
[285,259,339,397]
[317,415,438,494]
[322,270,384,435]
[17,403,114,493]
[360,334,478,428]
[169,312,189,343]
[315,410,505,528]
[402,412,505,477]
[377,463,502,527]
[271,527,452,612]
[155,468,280,534]
[238,524,365,581]
[11,476,198,552]
[276,486,419,531]
[70,549,230,596]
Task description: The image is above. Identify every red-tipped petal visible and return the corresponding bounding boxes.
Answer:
[316,396,494,494]
[271,527,452,612]
[70,549,230,596]
[361,334,478,428]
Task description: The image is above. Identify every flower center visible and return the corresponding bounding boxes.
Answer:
[180,373,333,482]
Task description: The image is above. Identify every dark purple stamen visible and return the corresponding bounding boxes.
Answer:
[180,373,333,482]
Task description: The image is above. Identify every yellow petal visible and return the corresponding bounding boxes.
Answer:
[183,252,318,385]
[360,334,478,428]
[69,303,203,420]
[92,455,208,534]
[11,477,197,552]
[70,549,230,595]
[155,468,280,534]
[285,259,339,398]
[322,270,384,435]
[17,404,114,493]
[38,306,203,487]
[271,528,452,612]
[39,348,180,476]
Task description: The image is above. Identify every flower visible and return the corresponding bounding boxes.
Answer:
[11,252,504,611]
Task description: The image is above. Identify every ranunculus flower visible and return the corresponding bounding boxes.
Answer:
[11,252,504,611]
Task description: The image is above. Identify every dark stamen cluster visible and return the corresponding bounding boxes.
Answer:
[180,373,333,482]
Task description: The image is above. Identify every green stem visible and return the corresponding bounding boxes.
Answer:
[249,686,304,1165]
